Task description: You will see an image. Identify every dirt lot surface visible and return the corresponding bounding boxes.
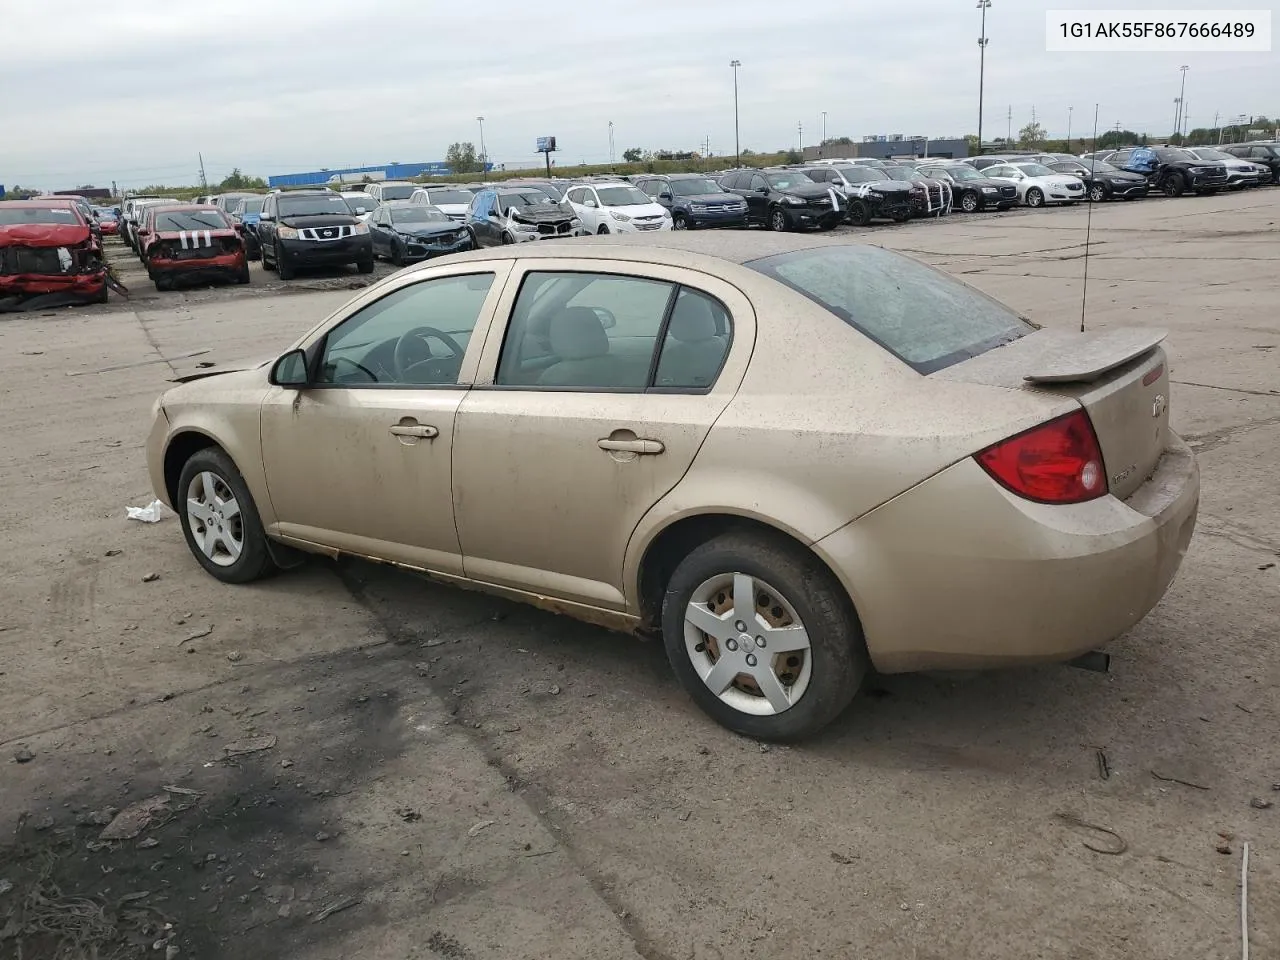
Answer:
[2,194,1277,959]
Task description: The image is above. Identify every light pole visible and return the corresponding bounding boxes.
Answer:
[476,116,487,171]
[1172,98,1182,140]
[608,121,615,166]
[820,110,827,156]
[730,59,741,167]
[977,0,991,152]
[1175,65,1189,139]
[798,120,803,155]
[1067,105,1073,151]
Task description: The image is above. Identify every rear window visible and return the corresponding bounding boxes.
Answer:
[747,245,1032,374]
[0,207,81,225]
[378,185,416,201]
[155,210,229,231]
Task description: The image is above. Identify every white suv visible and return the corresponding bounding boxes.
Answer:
[363,181,418,204]
[408,186,476,221]
[564,182,672,234]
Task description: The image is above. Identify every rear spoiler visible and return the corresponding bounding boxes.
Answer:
[1022,329,1167,384]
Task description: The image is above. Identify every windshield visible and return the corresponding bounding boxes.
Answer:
[391,207,449,224]
[835,166,881,183]
[765,172,813,189]
[1192,149,1232,161]
[940,165,980,181]
[423,189,473,205]
[669,178,723,196]
[512,182,564,200]
[155,210,229,231]
[378,185,415,201]
[237,199,264,215]
[1015,163,1055,177]
[881,167,914,181]
[504,192,572,214]
[748,245,1031,374]
[95,208,119,219]
[1156,148,1195,162]
[279,194,354,217]
[1088,161,1121,174]
[0,207,82,225]
[596,185,651,206]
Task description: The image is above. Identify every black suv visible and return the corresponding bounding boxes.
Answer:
[633,174,748,229]
[259,189,374,279]
[796,165,914,224]
[1103,147,1229,196]
[1221,143,1280,184]
[718,169,842,231]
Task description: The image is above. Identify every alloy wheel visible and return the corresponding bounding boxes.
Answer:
[185,471,243,567]
[683,572,813,716]
[1089,184,1106,202]
[961,193,979,212]
[770,209,788,232]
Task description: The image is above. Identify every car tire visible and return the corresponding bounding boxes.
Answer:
[672,214,689,230]
[661,531,868,742]
[891,210,911,223]
[357,254,375,274]
[501,232,515,245]
[847,199,872,226]
[260,241,276,271]
[769,208,790,232]
[1025,188,1045,208]
[95,278,110,303]
[276,247,295,280]
[960,192,980,213]
[597,225,610,235]
[390,241,405,267]
[1088,183,1107,202]
[176,447,276,585]
[235,263,251,285]
[1162,173,1187,197]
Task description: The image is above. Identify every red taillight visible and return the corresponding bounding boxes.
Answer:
[975,410,1108,504]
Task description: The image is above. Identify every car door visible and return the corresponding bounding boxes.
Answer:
[258,263,512,574]
[746,173,772,222]
[452,260,755,610]
[259,194,278,251]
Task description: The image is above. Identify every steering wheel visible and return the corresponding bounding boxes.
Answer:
[393,326,466,382]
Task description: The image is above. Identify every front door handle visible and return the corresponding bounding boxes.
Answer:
[598,438,664,455]
[389,423,438,439]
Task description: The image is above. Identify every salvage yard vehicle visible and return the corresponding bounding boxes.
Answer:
[408,185,477,222]
[633,174,748,230]
[1221,142,1280,183]
[121,197,178,251]
[1045,159,1149,202]
[230,197,264,260]
[877,165,952,217]
[916,162,1018,212]
[1181,147,1268,189]
[0,198,108,309]
[368,201,475,265]
[718,169,843,231]
[362,180,418,204]
[797,165,915,225]
[466,187,586,246]
[981,162,1086,207]
[258,189,374,279]
[139,204,250,290]
[144,234,1200,740]
[1099,147,1229,197]
[564,181,672,234]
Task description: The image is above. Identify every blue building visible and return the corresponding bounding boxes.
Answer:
[268,161,491,188]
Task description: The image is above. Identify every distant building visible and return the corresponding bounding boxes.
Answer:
[803,137,969,162]
[52,188,112,199]
[268,161,493,188]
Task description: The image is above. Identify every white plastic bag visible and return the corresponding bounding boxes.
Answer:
[126,499,169,523]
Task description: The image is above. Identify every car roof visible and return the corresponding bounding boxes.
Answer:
[2,198,79,208]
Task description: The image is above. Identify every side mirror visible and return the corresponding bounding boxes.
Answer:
[269,349,309,387]
[658,191,673,201]
[584,199,598,208]
[591,308,617,329]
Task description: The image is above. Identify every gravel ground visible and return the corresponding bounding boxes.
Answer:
[1,191,1277,960]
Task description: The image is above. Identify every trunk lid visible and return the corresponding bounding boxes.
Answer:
[935,328,1171,500]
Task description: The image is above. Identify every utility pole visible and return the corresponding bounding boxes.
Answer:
[1175,65,1189,138]
[977,0,991,152]
[820,110,827,156]
[476,117,487,172]
[1214,110,1221,144]
[730,60,742,167]
[198,153,208,191]
[798,121,803,155]
[1067,105,1073,151]
[608,121,615,166]
[1006,104,1012,147]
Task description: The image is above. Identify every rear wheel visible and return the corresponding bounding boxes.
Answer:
[662,531,867,741]
[769,207,790,232]
[177,447,276,584]
[847,199,872,227]
[960,191,979,213]
[1025,188,1045,208]
[1088,183,1106,202]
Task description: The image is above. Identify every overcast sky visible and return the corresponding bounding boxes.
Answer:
[1,0,1273,189]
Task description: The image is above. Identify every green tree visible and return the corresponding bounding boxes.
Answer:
[445,142,481,174]
[622,147,643,162]
[1018,121,1047,149]
[783,148,801,164]
[964,134,979,154]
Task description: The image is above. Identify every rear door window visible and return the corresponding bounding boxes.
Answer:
[747,245,1031,374]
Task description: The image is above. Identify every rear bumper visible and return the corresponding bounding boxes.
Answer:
[0,270,106,297]
[815,436,1200,673]
[150,251,245,275]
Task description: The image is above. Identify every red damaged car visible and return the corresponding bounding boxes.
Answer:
[140,205,250,290]
[0,199,108,310]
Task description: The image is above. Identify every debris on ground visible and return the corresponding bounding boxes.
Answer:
[104,549,122,557]
[99,792,193,841]
[33,814,55,831]
[1250,797,1273,810]
[220,735,277,759]
[142,573,160,583]
[467,819,495,838]
[311,895,360,923]
[1054,812,1128,855]
[1151,769,1210,791]
[396,807,422,823]
[126,500,169,522]
[1215,830,1234,855]
[138,837,160,849]
[1095,748,1111,780]
[0,879,12,896]
[14,745,35,763]
[314,832,331,842]
[830,852,859,864]
[76,807,118,827]
[226,651,243,663]
[179,625,213,645]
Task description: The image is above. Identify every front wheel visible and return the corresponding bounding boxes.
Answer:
[1025,188,1045,208]
[769,207,790,232]
[662,532,868,741]
[276,247,296,280]
[671,214,688,231]
[260,240,276,271]
[501,231,515,245]
[1162,174,1187,197]
[1088,183,1106,202]
[357,254,375,274]
[390,241,405,267]
[597,224,610,235]
[960,192,979,213]
[235,263,251,285]
[177,447,276,584]
[847,199,872,226]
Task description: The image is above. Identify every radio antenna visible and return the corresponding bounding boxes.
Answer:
[1080,103,1100,334]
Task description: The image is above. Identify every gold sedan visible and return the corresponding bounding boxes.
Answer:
[146,234,1199,740]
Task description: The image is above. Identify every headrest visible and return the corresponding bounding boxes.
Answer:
[668,294,717,342]
[549,308,609,360]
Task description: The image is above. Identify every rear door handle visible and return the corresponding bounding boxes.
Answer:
[389,423,438,439]
[598,438,664,455]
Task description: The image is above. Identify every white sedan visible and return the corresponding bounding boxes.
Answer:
[982,162,1086,207]
[564,182,672,234]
